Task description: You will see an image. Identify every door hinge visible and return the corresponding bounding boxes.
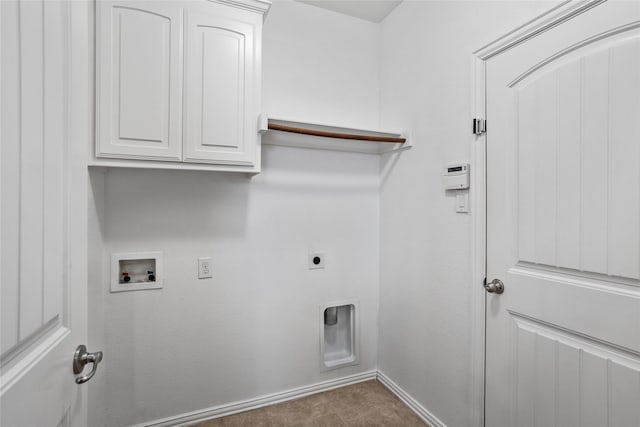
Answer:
[473,118,486,135]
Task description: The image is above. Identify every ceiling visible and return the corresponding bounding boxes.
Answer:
[296,0,403,23]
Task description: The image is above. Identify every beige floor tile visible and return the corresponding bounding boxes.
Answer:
[292,413,346,427]
[193,380,428,427]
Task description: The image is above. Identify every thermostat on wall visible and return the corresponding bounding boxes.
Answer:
[443,163,469,190]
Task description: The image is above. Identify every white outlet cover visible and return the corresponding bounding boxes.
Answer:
[309,253,325,269]
[455,192,469,213]
[198,257,213,279]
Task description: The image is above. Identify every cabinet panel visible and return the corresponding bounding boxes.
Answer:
[202,28,243,148]
[97,2,182,160]
[184,11,257,166]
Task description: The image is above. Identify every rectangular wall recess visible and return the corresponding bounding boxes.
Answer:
[110,251,163,293]
[319,300,359,371]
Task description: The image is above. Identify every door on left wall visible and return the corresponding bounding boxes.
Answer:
[1,1,95,426]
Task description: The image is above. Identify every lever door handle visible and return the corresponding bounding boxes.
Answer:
[73,345,103,384]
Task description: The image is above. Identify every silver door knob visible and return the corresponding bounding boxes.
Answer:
[73,345,103,384]
[485,278,504,294]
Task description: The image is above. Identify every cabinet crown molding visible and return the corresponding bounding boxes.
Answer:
[207,0,271,15]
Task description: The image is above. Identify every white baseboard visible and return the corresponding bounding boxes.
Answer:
[137,370,446,427]
[138,370,377,427]
[376,371,447,427]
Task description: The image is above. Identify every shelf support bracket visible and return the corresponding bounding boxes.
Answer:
[258,113,269,134]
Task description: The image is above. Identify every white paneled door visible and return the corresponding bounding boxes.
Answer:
[485,2,640,426]
[1,1,91,426]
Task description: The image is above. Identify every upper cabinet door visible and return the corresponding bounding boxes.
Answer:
[96,2,183,160]
[183,10,257,166]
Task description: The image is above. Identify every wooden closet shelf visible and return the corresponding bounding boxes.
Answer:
[259,116,411,154]
[267,123,407,143]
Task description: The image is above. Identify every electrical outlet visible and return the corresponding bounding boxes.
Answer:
[198,257,212,279]
[308,253,325,269]
[456,192,469,213]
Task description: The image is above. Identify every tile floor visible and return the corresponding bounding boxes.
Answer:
[194,380,428,426]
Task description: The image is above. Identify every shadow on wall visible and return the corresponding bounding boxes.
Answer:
[258,141,382,194]
[102,143,381,244]
[103,168,251,241]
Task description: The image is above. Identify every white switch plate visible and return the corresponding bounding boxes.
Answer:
[456,193,469,213]
[198,257,213,279]
[309,253,325,269]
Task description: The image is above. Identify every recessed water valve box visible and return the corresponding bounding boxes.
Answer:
[319,300,359,371]
[443,163,469,190]
[111,251,163,293]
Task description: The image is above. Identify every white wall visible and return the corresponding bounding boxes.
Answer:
[88,172,106,427]
[377,2,558,426]
[90,2,382,426]
[263,0,380,128]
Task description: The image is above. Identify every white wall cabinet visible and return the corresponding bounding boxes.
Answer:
[95,0,269,172]
[183,10,256,165]
[97,2,183,161]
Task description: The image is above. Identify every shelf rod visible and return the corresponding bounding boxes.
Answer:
[267,123,406,143]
